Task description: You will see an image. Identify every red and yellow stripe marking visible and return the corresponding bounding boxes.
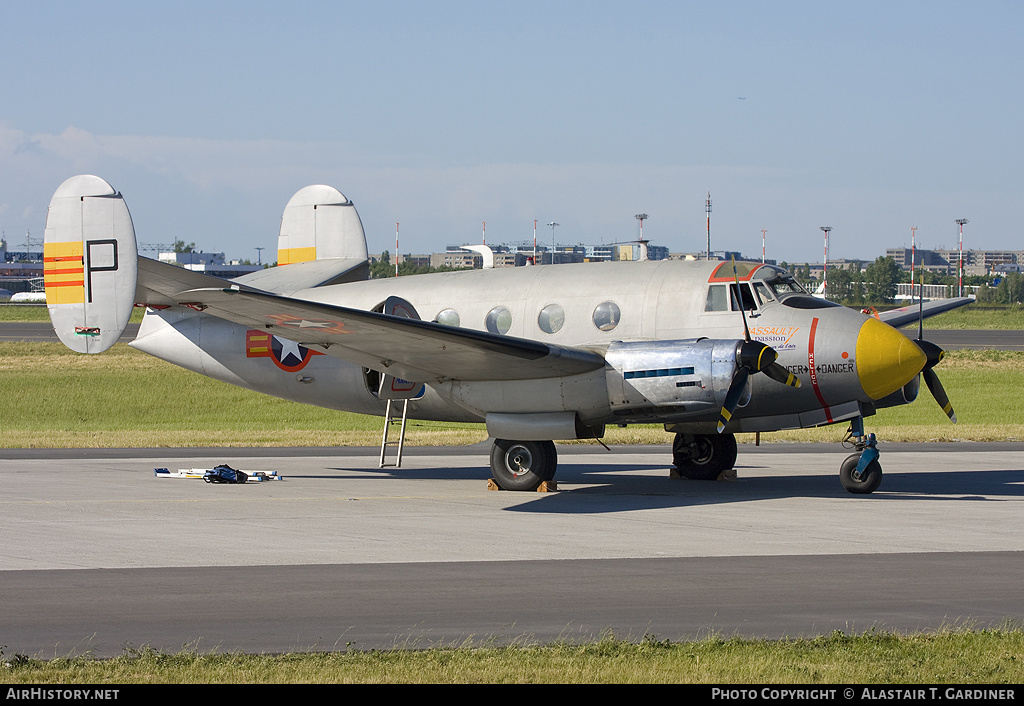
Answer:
[43,241,85,305]
[245,330,272,357]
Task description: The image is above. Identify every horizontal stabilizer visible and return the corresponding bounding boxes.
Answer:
[171,286,607,383]
[231,257,369,294]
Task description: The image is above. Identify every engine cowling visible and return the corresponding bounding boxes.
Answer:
[604,338,749,422]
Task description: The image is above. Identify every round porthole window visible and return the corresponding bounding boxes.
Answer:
[537,303,565,334]
[592,301,621,331]
[485,306,513,334]
[435,308,460,327]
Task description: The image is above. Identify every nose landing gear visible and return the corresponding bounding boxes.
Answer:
[839,416,882,494]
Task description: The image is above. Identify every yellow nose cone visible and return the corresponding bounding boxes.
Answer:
[855,318,926,400]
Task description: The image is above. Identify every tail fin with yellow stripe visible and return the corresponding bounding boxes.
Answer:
[277,185,368,266]
[44,175,137,353]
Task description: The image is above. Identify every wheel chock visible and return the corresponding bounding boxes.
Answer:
[487,479,558,492]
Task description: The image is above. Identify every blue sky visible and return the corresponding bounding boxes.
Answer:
[2,1,1021,264]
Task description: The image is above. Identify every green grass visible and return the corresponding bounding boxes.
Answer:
[4,628,1023,683]
[0,304,145,323]
[0,342,485,447]
[904,303,1024,330]
[1,343,1021,447]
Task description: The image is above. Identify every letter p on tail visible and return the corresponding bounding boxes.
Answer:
[44,175,138,353]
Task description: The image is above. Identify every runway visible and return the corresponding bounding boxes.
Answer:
[3,443,1023,657]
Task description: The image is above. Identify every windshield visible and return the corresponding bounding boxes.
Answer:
[768,279,807,296]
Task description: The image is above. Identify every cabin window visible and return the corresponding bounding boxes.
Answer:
[435,309,460,327]
[705,285,729,312]
[753,282,774,305]
[592,301,621,331]
[485,306,513,334]
[538,303,565,334]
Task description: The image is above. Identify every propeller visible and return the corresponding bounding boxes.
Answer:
[916,339,957,423]
[717,259,801,433]
[911,277,957,423]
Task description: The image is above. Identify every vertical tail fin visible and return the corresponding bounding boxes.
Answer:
[44,175,138,353]
[277,185,368,265]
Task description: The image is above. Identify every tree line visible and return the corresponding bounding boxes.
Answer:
[368,250,1024,306]
[779,256,1024,306]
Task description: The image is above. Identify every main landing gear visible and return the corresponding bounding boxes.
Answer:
[489,439,557,491]
[671,433,738,480]
[839,416,882,494]
[489,421,884,494]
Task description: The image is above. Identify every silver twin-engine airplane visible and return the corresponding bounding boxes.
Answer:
[43,175,969,494]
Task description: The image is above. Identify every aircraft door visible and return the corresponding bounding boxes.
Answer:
[363,296,426,401]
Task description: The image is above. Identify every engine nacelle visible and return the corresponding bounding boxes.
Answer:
[604,338,748,422]
[874,373,920,409]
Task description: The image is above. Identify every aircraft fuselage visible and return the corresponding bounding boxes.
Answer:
[131,259,920,437]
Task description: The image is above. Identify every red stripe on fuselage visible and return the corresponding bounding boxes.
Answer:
[808,317,833,423]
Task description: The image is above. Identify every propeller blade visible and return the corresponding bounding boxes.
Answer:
[763,362,801,388]
[923,368,957,423]
[731,256,752,342]
[717,367,749,433]
[915,339,945,370]
[914,338,956,422]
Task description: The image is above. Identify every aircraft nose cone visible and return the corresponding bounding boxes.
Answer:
[855,318,926,400]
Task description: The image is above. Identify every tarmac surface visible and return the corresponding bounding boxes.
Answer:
[2,443,1023,657]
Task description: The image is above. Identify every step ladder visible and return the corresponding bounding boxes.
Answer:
[379,399,410,468]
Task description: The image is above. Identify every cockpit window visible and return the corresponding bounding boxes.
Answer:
[766,278,807,297]
[706,283,758,312]
[732,283,757,311]
[753,282,774,304]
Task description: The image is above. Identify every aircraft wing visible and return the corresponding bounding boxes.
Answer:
[172,286,607,382]
[136,256,228,307]
[877,297,974,329]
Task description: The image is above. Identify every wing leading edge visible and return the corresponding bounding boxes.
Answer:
[877,296,974,329]
[172,286,607,383]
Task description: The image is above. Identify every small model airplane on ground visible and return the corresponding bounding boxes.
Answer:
[43,175,968,494]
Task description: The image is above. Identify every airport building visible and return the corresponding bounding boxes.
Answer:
[158,251,262,278]
[886,247,1024,277]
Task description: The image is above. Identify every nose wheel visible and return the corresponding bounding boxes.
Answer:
[840,417,882,494]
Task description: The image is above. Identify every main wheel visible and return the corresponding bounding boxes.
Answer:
[490,439,557,491]
[672,433,737,480]
[839,453,882,494]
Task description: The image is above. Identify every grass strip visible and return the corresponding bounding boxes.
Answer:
[1,344,1022,448]
[4,628,1023,684]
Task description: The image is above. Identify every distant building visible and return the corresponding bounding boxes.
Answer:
[886,247,1024,276]
[158,251,261,278]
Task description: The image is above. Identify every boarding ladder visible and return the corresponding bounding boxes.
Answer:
[379,399,410,468]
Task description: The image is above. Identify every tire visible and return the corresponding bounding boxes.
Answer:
[490,439,557,491]
[839,453,882,494]
[672,433,737,480]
